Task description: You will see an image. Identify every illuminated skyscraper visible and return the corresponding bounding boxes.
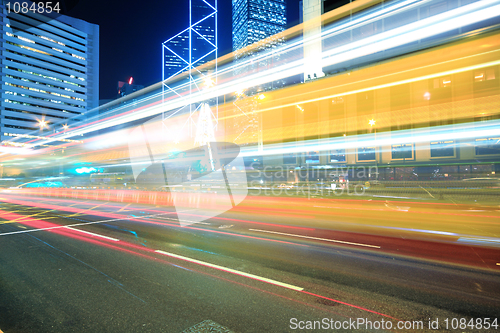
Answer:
[232,0,287,52]
[0,7,99,143]
[162,0,218,144]
[163,0,217,81]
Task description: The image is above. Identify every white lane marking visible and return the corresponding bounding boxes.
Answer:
[154,250,303,291]
[249,229,381,249]
[64,226,119,241]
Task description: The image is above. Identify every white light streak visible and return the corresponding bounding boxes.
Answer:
[249,229,380,248]
[155,250,304,291]
[27,0,500,149]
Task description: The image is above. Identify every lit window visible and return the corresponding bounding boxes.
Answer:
[391,143,413,159]
[475,138,500,155]
[358,147,376,161]
[474,68,495,82]
[305,151,319,164]
[430,141,455,158]
[330,149,346,162]
[433,76,451,88]
[18,36,35,44]
[72,54,86,60]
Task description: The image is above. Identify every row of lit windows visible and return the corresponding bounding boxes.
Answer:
[298,139,499,165]
[5,65,86,88]
[6,30,86,61]
[5,48,86,75]
[6,40,49,56]
[6,42,86,75]
[39,35,85,54]
[4,99,83,115]
[5,82,85,102]
[474,68,496,82]
[4,106,69,120]
[3,124,38,131]
[4,115,36,123]
[6,17,86,47]
[429,71,497,89]
[4,90,84,109]
[250,13,286,25]
[6,74,84,95]
[248,21,286,30]
[248,0,285,9]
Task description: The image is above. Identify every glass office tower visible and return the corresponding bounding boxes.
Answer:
[163,0,216,81]
[232,0,286,52]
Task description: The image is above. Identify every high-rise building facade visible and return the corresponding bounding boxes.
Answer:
[232,0,286,52]
[0,6,99,144]
[230,0,286,147]
[163,0,216,81]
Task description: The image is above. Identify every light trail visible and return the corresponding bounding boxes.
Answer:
[249,229,381,248]
[0,197,308,246]
[154,250,304,291]
[97,118,500,166]
[238,119,500,158]
[2,208,403,320]
[20,0,500,149]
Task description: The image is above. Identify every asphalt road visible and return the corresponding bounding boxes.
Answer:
[0,193,499,332]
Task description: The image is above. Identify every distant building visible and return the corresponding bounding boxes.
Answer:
[0,6,99,143]
[232,0,287,52]
[117,78,144,98]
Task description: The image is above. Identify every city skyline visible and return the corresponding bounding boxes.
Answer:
[0,1,499,332]
[65,0,301,99]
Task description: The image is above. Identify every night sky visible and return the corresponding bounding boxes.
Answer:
[64,0,301,100]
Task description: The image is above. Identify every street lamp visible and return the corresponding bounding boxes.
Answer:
[235,89,245,97]
[63,124,69,130]
[204,77,214,88]
[38,120,48,129]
